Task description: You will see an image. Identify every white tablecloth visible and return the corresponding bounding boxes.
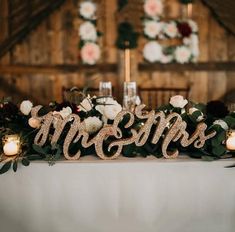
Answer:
[0,156,235,232]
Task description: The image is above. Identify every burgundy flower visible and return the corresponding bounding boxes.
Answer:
[206,100,229,118]
[1,102,19,117]
[177,22,192,37]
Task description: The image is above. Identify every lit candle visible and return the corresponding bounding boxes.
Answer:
[226,131,235,151]
[3,135,21,156]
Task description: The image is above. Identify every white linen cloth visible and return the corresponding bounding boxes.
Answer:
[0,156,235,232]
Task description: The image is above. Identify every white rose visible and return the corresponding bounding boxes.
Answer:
[84,116,102,134]
[20,100,33,115]
[175,46,191,64]
[188,19,198,33]
[79,1,96,19]
[188,107,204,122]
[28,117,41,128]
[144,0,163,18]
[78,97,93,112]
[81,42,101,65]
[59,107,72,119]
[164,22,178,38]
[144,20,162,38]
[213,119,229,131]
[79,21,97,41]
[170,95,188,108]
[143,41,162,63]
[95,98,122,120]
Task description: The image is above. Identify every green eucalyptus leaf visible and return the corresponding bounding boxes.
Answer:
[212,145,226,157]
[0,160,12,174]
[224,116,235,128]
[13,160,18,172]
[22,158,30,166]
[33,144,47,155]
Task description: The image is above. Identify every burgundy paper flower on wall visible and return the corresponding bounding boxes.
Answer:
[177,22,192,37]
[206,100,229,118]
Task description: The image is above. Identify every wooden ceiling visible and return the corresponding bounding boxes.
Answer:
[0,0,235,59]
[0,0,65,58]
[202,0,235,35]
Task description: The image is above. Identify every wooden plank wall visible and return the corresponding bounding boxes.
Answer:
[0,0,235,104]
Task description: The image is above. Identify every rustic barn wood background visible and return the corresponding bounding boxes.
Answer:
[0,0,235,105]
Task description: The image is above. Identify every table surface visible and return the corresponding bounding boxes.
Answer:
[1,156,235,232]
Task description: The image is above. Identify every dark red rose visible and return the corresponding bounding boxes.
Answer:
[206,100,229,118]
[177,22,192,37]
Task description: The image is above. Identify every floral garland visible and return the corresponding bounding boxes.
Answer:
[142,0,199,63]
[0,92,235,174]
[78,0,101,65]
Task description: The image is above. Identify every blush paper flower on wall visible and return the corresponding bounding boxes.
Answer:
[81,42,101,65]
[144,0,163,18]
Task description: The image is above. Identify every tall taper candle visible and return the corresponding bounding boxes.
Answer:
[124,47,131,82]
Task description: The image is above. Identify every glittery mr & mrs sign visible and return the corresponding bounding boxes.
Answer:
[31,105,216,160]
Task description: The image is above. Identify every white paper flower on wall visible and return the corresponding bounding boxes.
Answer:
[188,19,198,33]
[144,20,162,39]
[81,42,101,65]
[144,0,163,18]
[143,41,162,63]
[163,21,178,38]
[175,46,191,64]
[84,116,103,134]
[79,21,97,41]
[79,1,96,19]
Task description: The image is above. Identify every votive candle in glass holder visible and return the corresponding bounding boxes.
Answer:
[226,130,235,151]
[123,81,137,111]
[2,134,21,156]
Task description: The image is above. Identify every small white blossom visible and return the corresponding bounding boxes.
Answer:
[84,116,102,134]
[170,95,188,108]
[28,117,41,128]
[213,119,229,131]
[95,98,122,120]
[188,107,204,122]
[20,100,33,115]
[59,107,72,119]
[78,97,93,112]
